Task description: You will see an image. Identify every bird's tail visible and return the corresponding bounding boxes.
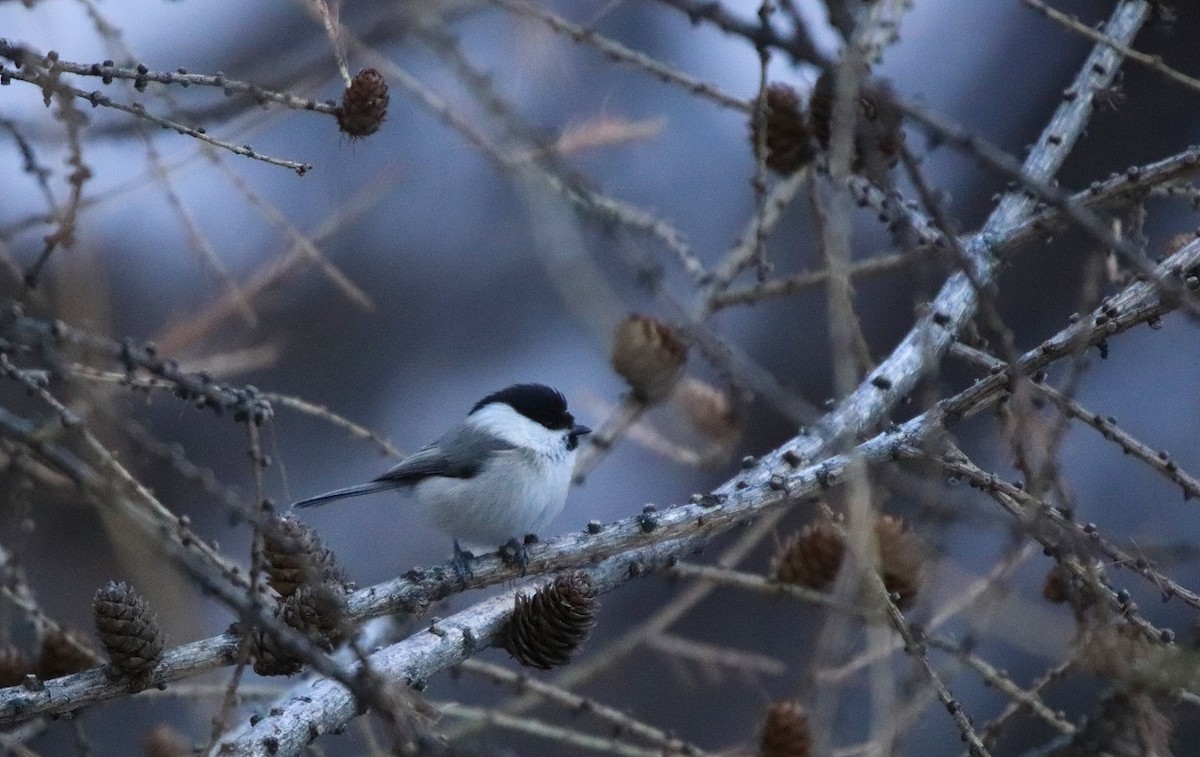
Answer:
[291,480,398,509]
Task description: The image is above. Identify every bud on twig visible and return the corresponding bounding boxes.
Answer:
[759,699,811,757]
[335,68,389,139]
[93,581,164,687]
[501,572,598,670]
[611,315,687,404]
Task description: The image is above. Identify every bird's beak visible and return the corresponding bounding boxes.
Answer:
[570,424,592,439]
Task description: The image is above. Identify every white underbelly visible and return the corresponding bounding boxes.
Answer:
[413,458,572,550]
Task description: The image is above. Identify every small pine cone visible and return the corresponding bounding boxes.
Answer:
[143,723,190,757]
[774,515,923,609]
[284,582,348,649]
[335,68,389,138]
[37,628,99,679]
[875,515,923,610]
[611,315,687,404]
[751,83,815,174]
[250,621,303,678]
[262,514,348,599]
[808,69,835,151]
[760,699,811,757]
[774,519,845,589]
[251,582,348,677]
[678,378,739,442]
[0,644,31,688]
[93,581,165,684]
[501,572,598,670]
[1043,564,1069,603]
[1165,232,1197,255]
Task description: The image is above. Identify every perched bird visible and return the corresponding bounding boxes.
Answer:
[292,384,590,567]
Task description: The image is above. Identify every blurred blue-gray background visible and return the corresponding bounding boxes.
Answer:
[1,0,1199,754]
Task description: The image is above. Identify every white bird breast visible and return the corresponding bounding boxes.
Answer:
[414,403,577,550]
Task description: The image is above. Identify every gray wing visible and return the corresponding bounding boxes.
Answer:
[373,424,515,484]
[293,426,515,509]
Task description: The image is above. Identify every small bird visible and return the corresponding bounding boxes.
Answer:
[292,384,591,567]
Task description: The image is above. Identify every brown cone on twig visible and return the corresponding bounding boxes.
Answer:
[262,513,349,600]
[142,723,191,757]
[1054,690,1172,757]
[808,69,904,185]
[501,571,598,670]
[251,581,348,677]
[611,314,687,404]
[773,514,924,609]
[0,644,30,687]
[678,378,740,444]
[875,514,923,610]
[37,628,99,679]
[335,68,389,139]
[751,83,816,175]
[93,580,165,687]
[250,617,304,678]
[1043,564,1070,604]
[759,699,811,757]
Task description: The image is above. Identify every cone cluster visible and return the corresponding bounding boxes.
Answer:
[335,68,389,139]
[501,571,598,670]
[754,71,903,184]
[759,699,811,757]
[93,580,164,687]
[253,516,351,676]
[808,69,903,185]
[773,514,923,609]
[611,314,687,404]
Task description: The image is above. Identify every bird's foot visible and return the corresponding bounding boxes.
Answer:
[498,536,533,575]
[449,540,475,585]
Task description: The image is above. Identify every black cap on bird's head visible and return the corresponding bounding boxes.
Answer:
[472,384,589,439]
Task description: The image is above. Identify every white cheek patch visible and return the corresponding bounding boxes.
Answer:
[468,403,568,459]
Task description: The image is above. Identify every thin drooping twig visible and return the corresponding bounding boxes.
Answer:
[488,0,751,113]
[457,658,710,755]
[0,59,312,174]
[711,147,1200,309]
[949,342,1200,502]
[925,635,1075,738]
[0,39,340,114]
[431,701,671,757]
[1022,0,1200,95]
[867,570,989,755]
[153,165,402,353]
